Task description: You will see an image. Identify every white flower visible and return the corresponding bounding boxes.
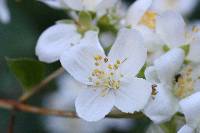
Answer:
[35,23,81,63]
[44,74,133,133]
[177,65,200,133]
[0,0,10,24]
[150,0,198,16]
[144,47,200,125]
[60,28,152,121]
[144,48,185,123]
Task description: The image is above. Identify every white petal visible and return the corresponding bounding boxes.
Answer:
[144,84,179,124]
[187,38,200,63]
[108,28,147,76]
[60,31,105,84]
[36,23,81,63]
[75,87,114,121]
[178,125,194,133]
[96,0,117,17]
[177,0,198,16]
[180,92,200,128]
[62,0,83,10]
[38,0,63,9]
[145,66,160,83]
[115,77,151,113]
[154,48,185,85]
[136,26,163,52]
[126,0,152,27]
[0,0,10,24]
[156,11,186,48]
[82,0,102,11]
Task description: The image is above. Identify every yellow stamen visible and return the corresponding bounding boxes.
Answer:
[139,11,157,29]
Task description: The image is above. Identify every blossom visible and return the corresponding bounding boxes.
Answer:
[144,48,200,125]
[0,0,10,24]
[44,74,133,133]
[35,23,81,63]
[177,64,200,133]
[60,28,152,121]
[144,48,184,123]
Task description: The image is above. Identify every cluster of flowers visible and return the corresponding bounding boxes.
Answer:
[34,0,200,132]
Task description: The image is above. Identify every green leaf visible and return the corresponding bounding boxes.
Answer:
[6,58,45,91]
[137,63,147,78]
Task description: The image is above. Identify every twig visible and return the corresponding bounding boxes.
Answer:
[7,111,16,133]
[19,67,65,102]
[0,99,145,119]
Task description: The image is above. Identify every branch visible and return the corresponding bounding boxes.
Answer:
[0,99,146,119]
[19,67,65,102]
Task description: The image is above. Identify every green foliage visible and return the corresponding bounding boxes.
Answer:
[137,64,147,78]
[6,58,45,91]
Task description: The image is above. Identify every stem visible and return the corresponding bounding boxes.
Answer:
[0,99,145,119]
[19,67,65,102]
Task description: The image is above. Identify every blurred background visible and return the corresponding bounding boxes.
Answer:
[0,0,200,132]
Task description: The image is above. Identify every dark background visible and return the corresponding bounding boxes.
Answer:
[0,0,200,132]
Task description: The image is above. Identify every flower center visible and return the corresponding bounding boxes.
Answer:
[139,11,157,29]
[88,55,126,96]
[173,66,195,99]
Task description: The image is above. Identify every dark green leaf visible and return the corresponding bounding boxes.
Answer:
[6,58,45,91]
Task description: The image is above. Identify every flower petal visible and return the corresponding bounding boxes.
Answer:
[144,84,179,123]
[187,38,200,63]
[75,87,114,121]
[156,11,186,48]
[115,77,151,113]
[178,125,194,133]
[38,0,63,9]
[62,0,83,10]
[0,0,10,24]
[136,26,163,52]
[126,0,152,27]
[108,28,147,76]
[60,31,105,84]
[36,23,81,63]
[154,48,185,85]
[180,92,200,128]
[96,0,118,17]
[145,66,160,83]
